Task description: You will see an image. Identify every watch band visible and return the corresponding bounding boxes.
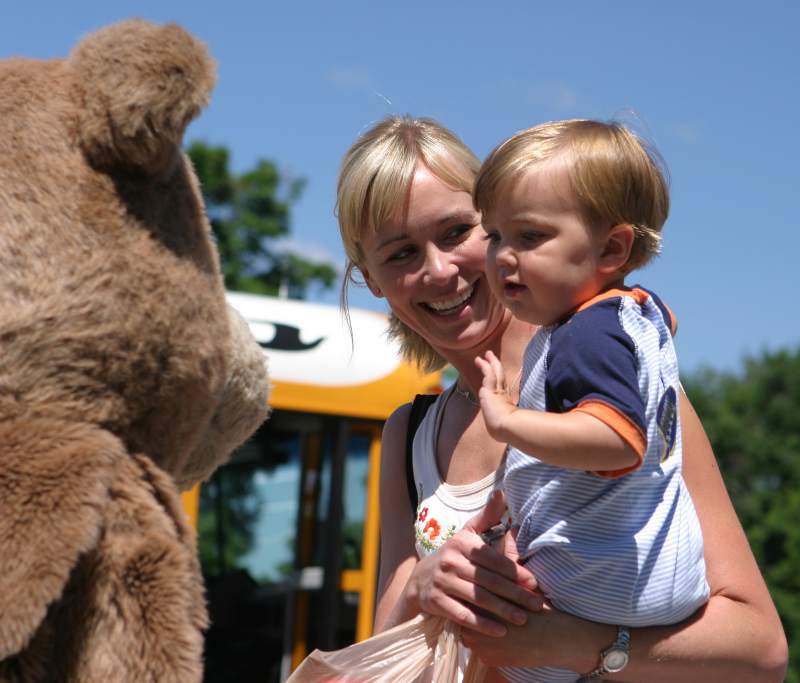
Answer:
[576,625,631,682]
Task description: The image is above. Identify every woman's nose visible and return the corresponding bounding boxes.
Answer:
[421,246,457,285]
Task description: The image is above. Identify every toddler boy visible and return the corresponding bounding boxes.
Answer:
[474,120,709,682]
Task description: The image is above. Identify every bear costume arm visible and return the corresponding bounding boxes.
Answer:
[0,420,125,658]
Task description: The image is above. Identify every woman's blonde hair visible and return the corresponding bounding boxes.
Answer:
[336,115,480,372]
[474,119,669,272]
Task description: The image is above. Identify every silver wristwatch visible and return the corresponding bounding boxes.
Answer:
[576,625,630,681]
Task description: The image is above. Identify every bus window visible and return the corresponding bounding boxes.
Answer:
[199,427,303,581]
[341,432,370,571]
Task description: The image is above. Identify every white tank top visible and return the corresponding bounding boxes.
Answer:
[409,385,505,680]
[411,385,505,558]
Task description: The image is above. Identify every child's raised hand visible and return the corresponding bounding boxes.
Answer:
[475,351,516,440]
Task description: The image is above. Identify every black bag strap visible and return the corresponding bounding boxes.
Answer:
[405,393,438,516]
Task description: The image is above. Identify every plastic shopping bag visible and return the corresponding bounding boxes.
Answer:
[285,613,487,683]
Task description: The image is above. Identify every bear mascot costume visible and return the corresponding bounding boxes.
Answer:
[0,19,271,682]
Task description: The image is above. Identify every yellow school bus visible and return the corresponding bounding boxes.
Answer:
[182,292,441,682]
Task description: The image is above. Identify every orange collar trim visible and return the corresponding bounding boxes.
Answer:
[575,287,650,314]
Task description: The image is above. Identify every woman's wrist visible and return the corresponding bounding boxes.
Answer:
[537,606,618,673]
[401,574,422,617]
[387,569,424,628]
[376,589,419,632]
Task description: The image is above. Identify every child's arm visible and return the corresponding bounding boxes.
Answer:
[476,350,640,472]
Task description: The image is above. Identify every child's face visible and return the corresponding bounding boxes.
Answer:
[482,161,610,327]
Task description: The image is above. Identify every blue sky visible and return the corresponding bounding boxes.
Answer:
[4,1,798,373]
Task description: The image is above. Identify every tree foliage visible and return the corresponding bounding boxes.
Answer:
[683,346,800,681]
[187,141,337,297]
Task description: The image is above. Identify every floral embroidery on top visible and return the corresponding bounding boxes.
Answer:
[415,515,457,552]
[413,471,456,553]
[423,518,440,538]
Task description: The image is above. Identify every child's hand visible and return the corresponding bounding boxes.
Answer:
[475,351,517,441]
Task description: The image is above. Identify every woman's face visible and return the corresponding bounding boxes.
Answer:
[359,164,509,357]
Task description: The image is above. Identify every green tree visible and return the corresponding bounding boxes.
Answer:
[187,141,337,297]
[684,347,800,682]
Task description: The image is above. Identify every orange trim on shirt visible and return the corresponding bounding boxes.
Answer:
[572,399,646,478]
[574,287,678,336]
[576,287,650,313]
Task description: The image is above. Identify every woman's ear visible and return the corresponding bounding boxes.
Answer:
[598,223,635,274]
[361,268,383,298]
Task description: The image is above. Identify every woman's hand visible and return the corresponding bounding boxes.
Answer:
[405,490,543,637]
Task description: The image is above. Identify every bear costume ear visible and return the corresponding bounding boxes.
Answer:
[68,20,216,174]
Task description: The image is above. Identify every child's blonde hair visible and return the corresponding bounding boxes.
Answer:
[474,119,669,272]
[336,115,480,372]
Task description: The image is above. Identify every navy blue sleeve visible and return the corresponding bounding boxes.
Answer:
[545,299,647,444]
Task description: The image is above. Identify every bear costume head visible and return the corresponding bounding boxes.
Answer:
[0,20,270,682]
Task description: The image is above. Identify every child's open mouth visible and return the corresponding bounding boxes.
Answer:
[503,282,526,297]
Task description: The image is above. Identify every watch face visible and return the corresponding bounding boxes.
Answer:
[604,649,629,672]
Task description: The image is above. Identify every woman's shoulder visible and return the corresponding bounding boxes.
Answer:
[384,393,443,447]
[383,401,413,443]
[380,401,415,483]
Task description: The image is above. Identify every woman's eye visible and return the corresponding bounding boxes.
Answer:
[445,223,473,241]
[386,245,415,263]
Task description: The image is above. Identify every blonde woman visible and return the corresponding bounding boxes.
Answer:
[336,115,787,681]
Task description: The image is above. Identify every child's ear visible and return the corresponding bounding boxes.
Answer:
[598,223,635,274]
[361,268,384,298]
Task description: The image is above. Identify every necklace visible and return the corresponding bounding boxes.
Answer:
[453,382,480,407]
[454,367,523,408]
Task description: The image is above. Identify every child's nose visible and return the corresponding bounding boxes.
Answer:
[494,243,516,267]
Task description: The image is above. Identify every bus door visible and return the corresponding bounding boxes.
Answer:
[195,409,385,683]
[284,418,383,677]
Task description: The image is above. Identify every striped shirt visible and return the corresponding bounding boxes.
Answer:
[501,287,709,683]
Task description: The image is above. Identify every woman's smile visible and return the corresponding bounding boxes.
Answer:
[421,282,476,315]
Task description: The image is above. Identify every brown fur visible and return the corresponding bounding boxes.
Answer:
[0,20,270,682]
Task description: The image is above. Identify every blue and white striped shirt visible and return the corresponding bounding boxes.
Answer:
[501,287,709,683]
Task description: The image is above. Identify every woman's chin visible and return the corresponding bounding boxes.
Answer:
[464,278,506,327]
[441,294,509,351]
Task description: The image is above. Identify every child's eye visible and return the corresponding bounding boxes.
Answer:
[521,231,545,243]
[482,229,501,244]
